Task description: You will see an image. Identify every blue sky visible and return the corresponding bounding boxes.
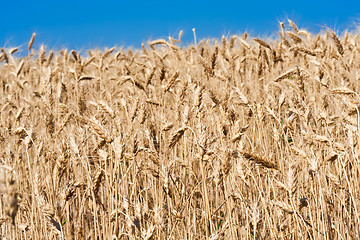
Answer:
[1,0,360,51]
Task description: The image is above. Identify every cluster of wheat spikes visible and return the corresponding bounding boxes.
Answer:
[1,20,360,239]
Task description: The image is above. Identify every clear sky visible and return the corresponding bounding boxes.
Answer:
[1,0,360,51]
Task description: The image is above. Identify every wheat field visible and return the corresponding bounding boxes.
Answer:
[1,21,360,239]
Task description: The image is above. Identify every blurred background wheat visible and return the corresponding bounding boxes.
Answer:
[1,20,360,239]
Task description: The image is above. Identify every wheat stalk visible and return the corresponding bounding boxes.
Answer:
[163,70,179,93]
[328,28,344,55]
[253,38,272,50]
[168,127,187,148]
[288,19,299,33]
[239,151,278,170]
[28,33,36,51]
